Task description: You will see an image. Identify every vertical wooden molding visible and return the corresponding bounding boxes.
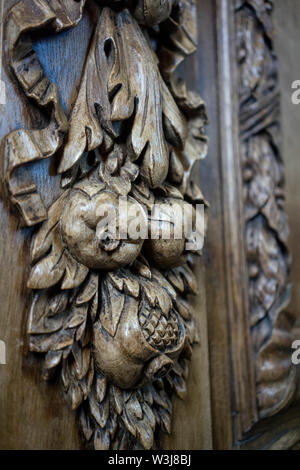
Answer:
[216,0,257,437]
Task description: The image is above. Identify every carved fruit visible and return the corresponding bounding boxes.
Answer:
[139,303,181,351]
[145,197,196,268]
[61,185,147,270]
[93,272,185,389]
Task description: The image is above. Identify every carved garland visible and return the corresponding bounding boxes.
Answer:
[1,0,208,449]
[236,0,296,420]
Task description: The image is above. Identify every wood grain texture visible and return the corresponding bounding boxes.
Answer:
[192,0,234,449]
[162,261,212,450]
[216,0,258,437]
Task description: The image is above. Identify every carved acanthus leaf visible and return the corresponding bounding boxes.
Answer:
[28,271,99,408]
[59,7,187,190]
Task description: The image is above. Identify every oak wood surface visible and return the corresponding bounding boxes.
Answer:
[196,0,234,449]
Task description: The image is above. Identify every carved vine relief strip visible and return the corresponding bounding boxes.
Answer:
[236,0,296,420]
[1,0,208,449]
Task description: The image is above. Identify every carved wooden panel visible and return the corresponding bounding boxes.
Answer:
[212,0,297,443]
[1,0,208,450]
[2,0,299,451]
[236,0,296,423]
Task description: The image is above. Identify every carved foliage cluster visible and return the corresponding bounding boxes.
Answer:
[28,256,198,449]
[2,0,207,449]
[236,0,296,418]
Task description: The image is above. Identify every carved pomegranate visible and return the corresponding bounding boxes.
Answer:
[144,197,197,268]
[93,271,186,389]
[61,184,147,270]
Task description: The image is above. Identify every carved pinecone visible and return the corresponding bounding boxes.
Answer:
[139,303,180,352]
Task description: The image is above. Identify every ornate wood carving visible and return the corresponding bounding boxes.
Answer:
[1,0,208,449]
[236,0,296,422]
